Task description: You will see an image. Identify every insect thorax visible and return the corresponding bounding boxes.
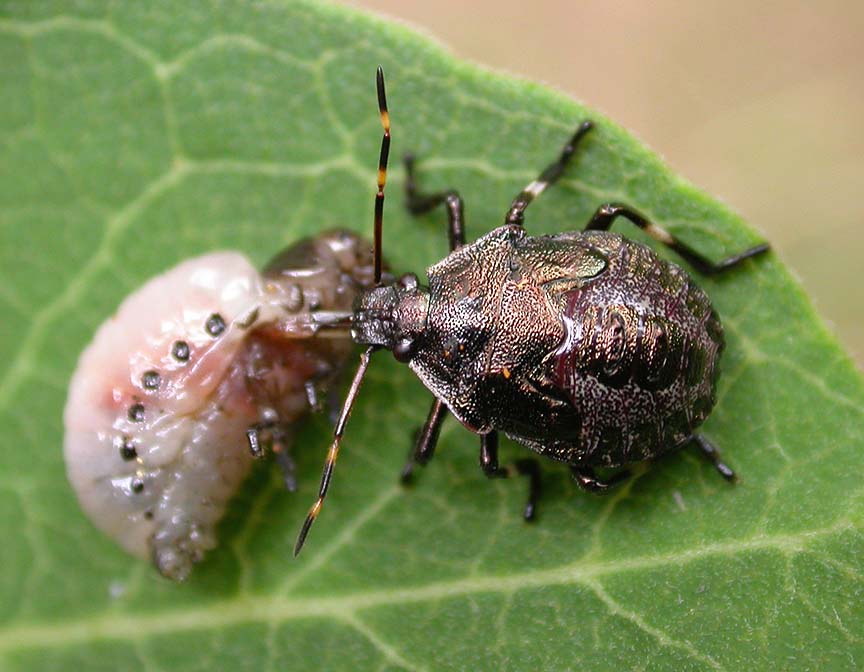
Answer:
[407,226,602,434]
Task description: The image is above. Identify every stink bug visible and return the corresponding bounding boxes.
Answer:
[294,67,769,554]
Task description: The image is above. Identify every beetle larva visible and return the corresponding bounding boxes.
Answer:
[64,230,376,580]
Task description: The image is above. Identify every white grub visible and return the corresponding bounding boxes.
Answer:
[64,232,375,581]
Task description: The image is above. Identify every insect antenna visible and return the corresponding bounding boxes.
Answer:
[294,345,375,555]
[374,65,390,285]
[294,66,391,556]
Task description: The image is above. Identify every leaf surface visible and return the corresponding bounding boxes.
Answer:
[0,1,862,670]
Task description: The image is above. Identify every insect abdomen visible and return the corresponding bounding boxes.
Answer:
[549,234,723,466]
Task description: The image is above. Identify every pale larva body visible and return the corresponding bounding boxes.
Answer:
[64,231,376,581]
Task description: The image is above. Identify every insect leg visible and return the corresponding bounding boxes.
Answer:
[403,154,466,250]
[570,466,631,493]
[586,204,770,275]
[246,426,266,459]
[304,379,323,413]
[246,423,297,491]
[401,398,446,483]
[689,434,736,482]
[304,370,342,423]
[479,431,542,521]
[505,120,594,226]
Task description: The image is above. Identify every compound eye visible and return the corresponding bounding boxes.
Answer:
[392,337,416,363]
[398,273,419,291]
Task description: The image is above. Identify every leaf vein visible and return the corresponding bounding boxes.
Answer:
[585,578,724,671]
[0,521,853,653]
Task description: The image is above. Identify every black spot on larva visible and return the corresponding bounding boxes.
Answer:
[131,478,144,494]
[172,340,190,362]
[119,440,137,461]
[144,510,154,520]
[142,370,161,390]
[205,313,226,337]
[128,403,145,422]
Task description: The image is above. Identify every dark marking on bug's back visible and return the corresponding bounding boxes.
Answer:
[705,309,724,346]
[594,307,636,386]
[631,421,661,459]
[685,345,708,386]
[596,425,623,458]
[665,410,691,447]
[635,316,683,391]
[684,279,710,320]
[569,303,640,389]
[692,395,713,424]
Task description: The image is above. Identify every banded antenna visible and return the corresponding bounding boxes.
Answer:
[294,66,390,556]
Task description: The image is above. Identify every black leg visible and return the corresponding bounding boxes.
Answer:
[571,465,631,494]
[304,379,323,414]
[403,154,466,251]
[586,203,769,275]
[401,398,447,482]
[689,433,736,482]
[478,430,500,473]
[505,120,594,227]
[479,431,541,521]
[246,426,266,459]
[246,423,297,491]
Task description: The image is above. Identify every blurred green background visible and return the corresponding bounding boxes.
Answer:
[346,0,863,366]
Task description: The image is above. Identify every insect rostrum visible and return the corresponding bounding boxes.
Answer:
[295,67,769,555]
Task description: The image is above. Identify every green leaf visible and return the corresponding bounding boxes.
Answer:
[1,1,862,669]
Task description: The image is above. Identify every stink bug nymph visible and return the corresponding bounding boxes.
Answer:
[293,67,769,554]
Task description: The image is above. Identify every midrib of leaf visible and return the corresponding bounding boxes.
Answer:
[0,519,854,653]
